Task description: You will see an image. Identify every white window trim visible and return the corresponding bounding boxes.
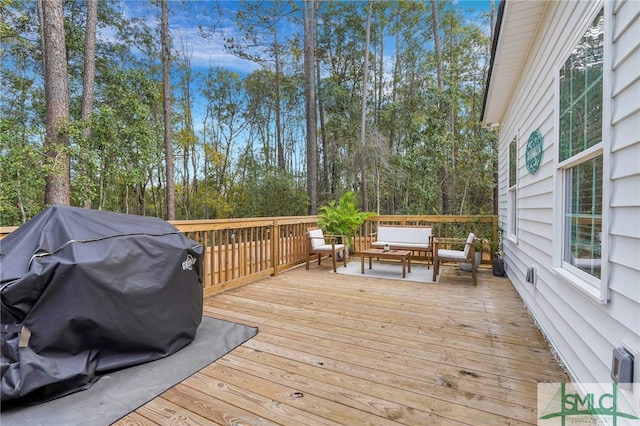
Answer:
[552,2,611,304]
[508,187,518,242]
[507,134,519,243]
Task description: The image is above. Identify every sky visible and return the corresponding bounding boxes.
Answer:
[117,0,495,76]
[119,1,262,74]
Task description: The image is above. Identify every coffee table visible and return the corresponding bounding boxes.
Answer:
[360,248,412,278]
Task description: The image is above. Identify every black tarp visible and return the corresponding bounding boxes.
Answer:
[1,206,203,405]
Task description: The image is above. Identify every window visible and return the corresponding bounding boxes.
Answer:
[558,8,604,285]
[564,156,603,278]
[508,137,518,237]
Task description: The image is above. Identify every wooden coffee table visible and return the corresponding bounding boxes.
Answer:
[360,248,412,278]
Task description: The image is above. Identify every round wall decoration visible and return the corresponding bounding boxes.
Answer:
[526,129,543,174]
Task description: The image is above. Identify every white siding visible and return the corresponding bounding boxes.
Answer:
[496,0,640,404]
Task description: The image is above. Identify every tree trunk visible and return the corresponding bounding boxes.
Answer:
[274,30,285,171]
[376,5,384,127]
[431,0,450,213]
[389,24,400,151]
[431,0,443,91]
[40,0,70,206]
[178,46,194,219]
[303,0,318,214]
[359,0,372,211]
[317,54,328,201]
[161,0,175,220]
[80,0,97,208]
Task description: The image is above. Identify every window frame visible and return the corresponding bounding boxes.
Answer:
[552,3,611,304]
[507,136,518,242]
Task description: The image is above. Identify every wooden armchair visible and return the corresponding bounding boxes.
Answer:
[305,228,347,273]
[432,233,477,285]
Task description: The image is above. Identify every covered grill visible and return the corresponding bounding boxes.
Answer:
[1,206,203,404]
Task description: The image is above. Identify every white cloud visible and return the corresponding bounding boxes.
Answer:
[118,0,260,74]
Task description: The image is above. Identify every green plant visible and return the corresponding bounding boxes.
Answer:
[318,192,375,247]
[474,237,485,253]
[493,226,504,258]
[466,218,494,253]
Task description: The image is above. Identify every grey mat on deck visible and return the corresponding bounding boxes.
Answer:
[1,316,258,426]
[335,260,440,283]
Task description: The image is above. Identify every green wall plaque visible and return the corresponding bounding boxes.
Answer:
[526,129,543,174]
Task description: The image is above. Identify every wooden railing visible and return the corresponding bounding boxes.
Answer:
[0,226,18,238]
[0,215,498,296]
[171,216,318,296]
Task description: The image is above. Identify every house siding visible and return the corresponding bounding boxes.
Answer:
[496,0,640,402]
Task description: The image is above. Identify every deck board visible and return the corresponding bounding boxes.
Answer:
[115,262,569,425]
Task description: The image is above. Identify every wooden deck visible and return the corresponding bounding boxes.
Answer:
[115,261,568,425]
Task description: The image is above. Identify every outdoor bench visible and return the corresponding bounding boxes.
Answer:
[370,225,433,267]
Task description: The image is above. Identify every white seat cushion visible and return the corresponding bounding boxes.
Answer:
[313,243,345,252]
[437,249,468,261]
[308,229,344,251]
[308,229,326,249]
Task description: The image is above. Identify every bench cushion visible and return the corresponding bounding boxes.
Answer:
[373,226,431,249]
[376,226,431,244]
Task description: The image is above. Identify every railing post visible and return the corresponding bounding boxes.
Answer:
[271,219,279,276]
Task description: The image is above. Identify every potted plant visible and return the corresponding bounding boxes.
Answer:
[492,226,505,276]
[318,192,375,257]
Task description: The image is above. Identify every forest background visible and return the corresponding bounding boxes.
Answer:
[0,0,498,227]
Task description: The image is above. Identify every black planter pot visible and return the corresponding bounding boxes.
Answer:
[493,258,505,277]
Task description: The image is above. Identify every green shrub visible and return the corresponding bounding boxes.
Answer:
[318,192,374,246]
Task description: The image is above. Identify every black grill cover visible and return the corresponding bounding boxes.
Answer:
[1,206,203,404]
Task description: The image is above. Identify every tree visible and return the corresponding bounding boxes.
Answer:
[200,67,248,218]
[431,0,450,214]
[1,0,498,222]
[39,0,70,206]
[175,41,198,219]
[79,0,97,208]
[359,0,372,210]
[431,0,443,91]
[225,0,295,172]
[316,1,366,200]
[242,70,276,170]
[303,0,318,214]
[89,67,158,214]
[160,0,175,220]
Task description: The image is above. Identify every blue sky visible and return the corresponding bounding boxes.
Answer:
[118,1,261,74]
[116,0,495,75]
